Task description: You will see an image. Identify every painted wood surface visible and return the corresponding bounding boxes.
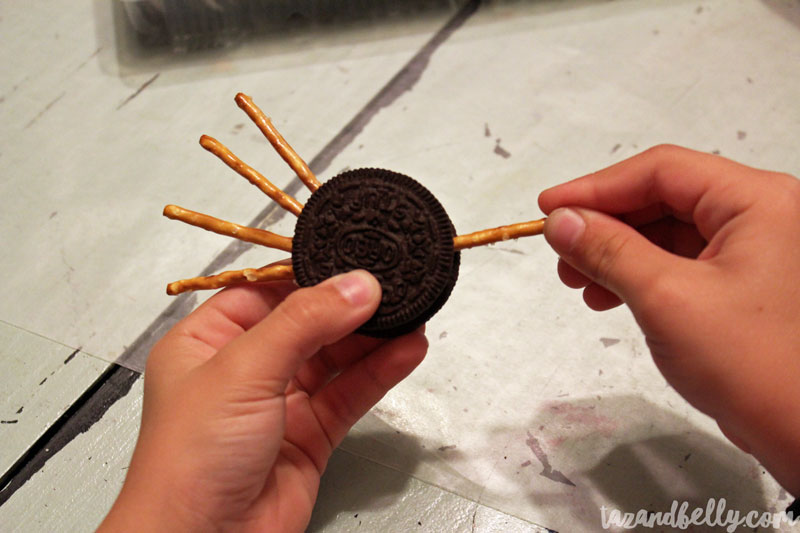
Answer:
[0,323,108,478]
[2,0,800,531]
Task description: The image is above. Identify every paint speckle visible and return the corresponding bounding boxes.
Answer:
[231,123,245,134]
[484,123,491,137]
[494,139,511,159]
[49,211,58,219]
[684,453,691,461]
[64,348,80,365]
[598,369,604,376]
[16,406,23,414]
[600,337,620,348]
[525,432,575,486]
[39,377,48,386]
[116,73,160,110]
[653,28,660,35]
[439,331,448,340]
[25,92,66,129]
[747,77,753,84]
[695,6,704,14]
[610,143,621,154]
[438,444,457,452]
[737,130,747,140]
[712,149,721,155]
[521,460,531,467]
[1,420,19,424]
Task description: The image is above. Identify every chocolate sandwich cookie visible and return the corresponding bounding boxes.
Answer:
[292,168,460,337]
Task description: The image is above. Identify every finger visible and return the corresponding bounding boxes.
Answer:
[289,335,385,396]
[309,329,428,449]
[207,270,382,397]
[543,207,686,304]
[638,218,707,259]
[557,258,592,288]
[538,144,759,240]
[718,421,751,454]
[147,281,296,383]
[582,283,623,311]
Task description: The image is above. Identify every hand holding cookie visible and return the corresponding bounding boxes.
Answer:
[539,144,800,495]
[99,271,428,532]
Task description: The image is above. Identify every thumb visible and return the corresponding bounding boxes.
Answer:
[210,269,382,395]
[544,207,680,303]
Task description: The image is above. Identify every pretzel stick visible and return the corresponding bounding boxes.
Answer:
[235,93,321,193]
[200,135,304,216]
[163,205,292,252]
[166,263,295,295]
[453,218,546,251]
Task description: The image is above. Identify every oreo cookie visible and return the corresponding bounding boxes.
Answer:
[293,168,460,337]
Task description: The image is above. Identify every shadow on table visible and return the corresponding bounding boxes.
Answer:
[761,0,800,32]
[307,425,424,532]
[307,411,484,531]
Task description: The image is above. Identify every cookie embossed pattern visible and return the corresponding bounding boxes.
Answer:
[293,169,459,337]
[164,93,545,337]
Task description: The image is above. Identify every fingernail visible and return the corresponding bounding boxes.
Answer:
[545,208,585,253]
[332,270,377,306]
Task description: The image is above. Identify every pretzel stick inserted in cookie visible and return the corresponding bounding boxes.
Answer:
[167,263,295,295]
[163,205,293,252]
[235,93,322,193]
[453,218,546,251]
[200,135,304,216]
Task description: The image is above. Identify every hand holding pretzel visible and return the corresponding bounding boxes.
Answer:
[539,144,800,495]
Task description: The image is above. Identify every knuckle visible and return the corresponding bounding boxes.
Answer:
[760,172,800,216]
[145,337,170,374]
[782,173,800,204]
[645,143,682,160]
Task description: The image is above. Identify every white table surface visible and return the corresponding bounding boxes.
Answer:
[2,1,799,531]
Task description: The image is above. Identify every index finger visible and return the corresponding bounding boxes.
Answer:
[147,281,296,383]
[538,144,761,240]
